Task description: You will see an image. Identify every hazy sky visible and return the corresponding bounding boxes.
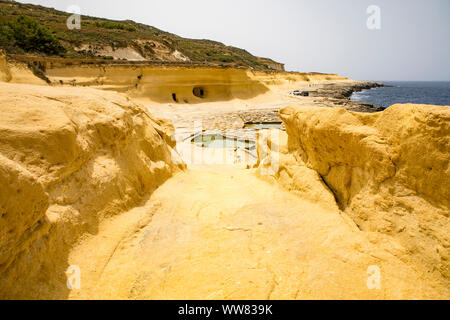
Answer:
[16,0,450,81]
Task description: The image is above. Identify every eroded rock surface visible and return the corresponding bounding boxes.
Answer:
[68,166,447,300]
[258,104,449,293]
[0,83,184,299]
[0,74,448,300]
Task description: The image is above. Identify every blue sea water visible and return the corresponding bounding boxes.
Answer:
[350,81,450,109]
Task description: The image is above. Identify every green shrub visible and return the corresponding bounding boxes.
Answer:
[6,16,65,55]
[93,21,136,32]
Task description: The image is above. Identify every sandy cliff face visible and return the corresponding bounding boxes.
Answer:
[44,64,349,104]
[4,51,352,106]
[0,50,47,85]
[259,104,449,288]
[0,83,184,299]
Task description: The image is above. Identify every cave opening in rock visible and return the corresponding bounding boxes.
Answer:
[172,93,178,102]
[193,87,206,98]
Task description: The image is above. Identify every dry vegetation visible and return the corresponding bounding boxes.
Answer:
[0,0,272,70]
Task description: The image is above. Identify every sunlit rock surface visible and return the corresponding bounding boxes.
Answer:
[257,104,449,296]
[0,83,184,299]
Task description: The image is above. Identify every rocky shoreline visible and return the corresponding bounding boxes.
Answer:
[309,81,384,99]
[211,81,387,131]
[205,81,387,130]
[292,81,385,113]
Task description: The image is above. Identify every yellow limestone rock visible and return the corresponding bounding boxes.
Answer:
[0,49,12,82]
[256,129,339,211]
[1,80,448,300]
[57,104,450,300]
[0,83,184,299]
[68,166,447,299]
[274,104,449,292]
[0,49,46,85]
[45,64,348,104]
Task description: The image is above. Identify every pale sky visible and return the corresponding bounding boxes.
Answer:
[16,0,450,81]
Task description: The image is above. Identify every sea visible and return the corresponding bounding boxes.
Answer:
[350,81,450,109]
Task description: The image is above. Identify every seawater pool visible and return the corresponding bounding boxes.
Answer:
[191,134,255,150]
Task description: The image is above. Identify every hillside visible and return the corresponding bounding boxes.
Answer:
[0,0,284,71]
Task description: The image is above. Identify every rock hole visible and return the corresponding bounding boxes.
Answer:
[172,93,178,103]
[193,87,205,98]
